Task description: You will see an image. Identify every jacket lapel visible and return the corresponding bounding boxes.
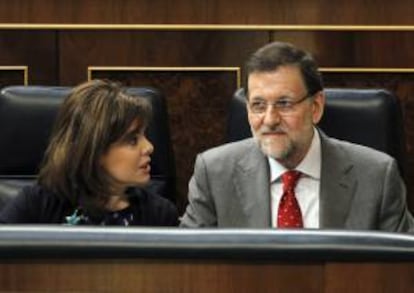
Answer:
[233,140,271,227]
[319,132,356,228]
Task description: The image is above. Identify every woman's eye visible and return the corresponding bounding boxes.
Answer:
[127,135,138,146]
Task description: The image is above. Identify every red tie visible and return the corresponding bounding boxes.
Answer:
[277,170,303,228]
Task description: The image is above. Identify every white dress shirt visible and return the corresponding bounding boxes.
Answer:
[269,128,321,228]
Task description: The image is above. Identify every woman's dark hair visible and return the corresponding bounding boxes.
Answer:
[244,41,323,96]
[38,79,151,210]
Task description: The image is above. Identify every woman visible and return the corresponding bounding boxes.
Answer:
[0,79,178,226]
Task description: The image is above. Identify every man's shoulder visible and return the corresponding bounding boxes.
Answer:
[323,134,394,164]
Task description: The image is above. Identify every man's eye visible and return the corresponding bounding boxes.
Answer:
[251,101,266,109]
[276,100,293,108]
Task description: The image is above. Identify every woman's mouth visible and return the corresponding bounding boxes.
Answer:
[139,160,151,172]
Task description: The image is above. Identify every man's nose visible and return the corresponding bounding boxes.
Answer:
[262,104,281,126]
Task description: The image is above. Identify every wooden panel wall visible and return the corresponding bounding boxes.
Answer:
[0,31,57,85]
[271,31,414,67]
[1,259,414,292]
[58,31,267,85]
[0,0,412,24]
[0,0,413,213]
[0,67,27,87]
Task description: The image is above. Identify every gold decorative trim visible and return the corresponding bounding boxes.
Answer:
[320,67,414,73]
[0,24,413,31]
[0,66,28,85]
[88,66,242,88]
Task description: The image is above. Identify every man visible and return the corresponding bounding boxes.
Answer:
[180,41,414,231]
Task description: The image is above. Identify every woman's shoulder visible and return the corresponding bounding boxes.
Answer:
[129,187,174,209]
[0,183,71,224]
[22,183,72,210]
[20,184,64,203]
[21,183,52,195]
[128,187,179,226]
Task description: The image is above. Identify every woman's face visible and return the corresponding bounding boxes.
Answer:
[100,121,154,192]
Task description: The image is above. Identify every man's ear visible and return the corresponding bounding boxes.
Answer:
[312,91,325,124]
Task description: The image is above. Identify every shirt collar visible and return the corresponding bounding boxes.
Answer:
[268,127,321,182]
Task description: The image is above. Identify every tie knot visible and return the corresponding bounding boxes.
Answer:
[281,170,301,192]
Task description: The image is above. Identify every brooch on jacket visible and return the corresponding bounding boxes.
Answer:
[65,208,84,225]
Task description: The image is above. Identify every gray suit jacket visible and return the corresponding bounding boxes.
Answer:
[180,132,414,232]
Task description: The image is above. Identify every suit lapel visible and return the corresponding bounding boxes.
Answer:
[319,132,356,228]
[233,140,271,227]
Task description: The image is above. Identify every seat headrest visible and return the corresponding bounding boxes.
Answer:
[319,88,405,163]
[0,86,69,175]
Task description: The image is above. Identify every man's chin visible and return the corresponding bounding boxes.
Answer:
[259,143,290,160]
[252,134,290,158]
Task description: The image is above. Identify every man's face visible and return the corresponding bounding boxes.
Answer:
[247,65,324,168]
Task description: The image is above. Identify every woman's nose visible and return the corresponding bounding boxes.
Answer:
[142,136,154,155]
